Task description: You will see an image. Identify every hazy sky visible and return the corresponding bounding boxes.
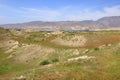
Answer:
[0,0,120,24]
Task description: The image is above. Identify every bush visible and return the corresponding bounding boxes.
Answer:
[94,47,99,51]
[52,58,59,63]
[40,60,50,65]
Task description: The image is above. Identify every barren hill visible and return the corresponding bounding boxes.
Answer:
[1,16,120,31]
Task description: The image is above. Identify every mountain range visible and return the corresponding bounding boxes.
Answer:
[1,16,120,31]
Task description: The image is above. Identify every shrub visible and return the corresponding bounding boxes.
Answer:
[52,58,59,63]
[94,47,99,51]
[40,60,50,65]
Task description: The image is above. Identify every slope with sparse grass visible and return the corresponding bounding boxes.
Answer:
[0,28,120,80]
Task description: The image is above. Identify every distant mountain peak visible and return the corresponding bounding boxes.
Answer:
[1,16,120,31]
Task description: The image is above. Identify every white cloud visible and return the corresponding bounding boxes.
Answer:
[0,4,120,24]
[104,5,120,16]
[20,7,61,21]
[63,5,120,21]
[19,5,120,21]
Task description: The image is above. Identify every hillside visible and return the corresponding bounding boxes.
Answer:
[0,28,120,80]
[1,16,120,31]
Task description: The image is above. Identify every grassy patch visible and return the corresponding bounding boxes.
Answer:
[40,60,50,65]
[94,47,99,51]
[51,58,59,63]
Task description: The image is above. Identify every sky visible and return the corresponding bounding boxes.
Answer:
[0,0,120,24]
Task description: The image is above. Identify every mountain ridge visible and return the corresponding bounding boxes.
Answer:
[1,16,120,31]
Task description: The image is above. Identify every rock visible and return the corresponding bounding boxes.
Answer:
[16,75,26,80]
[68,55,96,61]
[98,44,106,49]
[82,49,89,54]
[107,44,112,47]
[118,43,120,45]
[73,49,79,55]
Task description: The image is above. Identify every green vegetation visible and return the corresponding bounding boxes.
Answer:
[94,47,99,51]
[0,51,25,74]
[40,60,50,65]
[0,28,120,80]
[51,58,59,63]
[40,58,59,65]
[116,50,120,56]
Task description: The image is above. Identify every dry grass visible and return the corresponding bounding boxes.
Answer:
[0,29,120,80]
